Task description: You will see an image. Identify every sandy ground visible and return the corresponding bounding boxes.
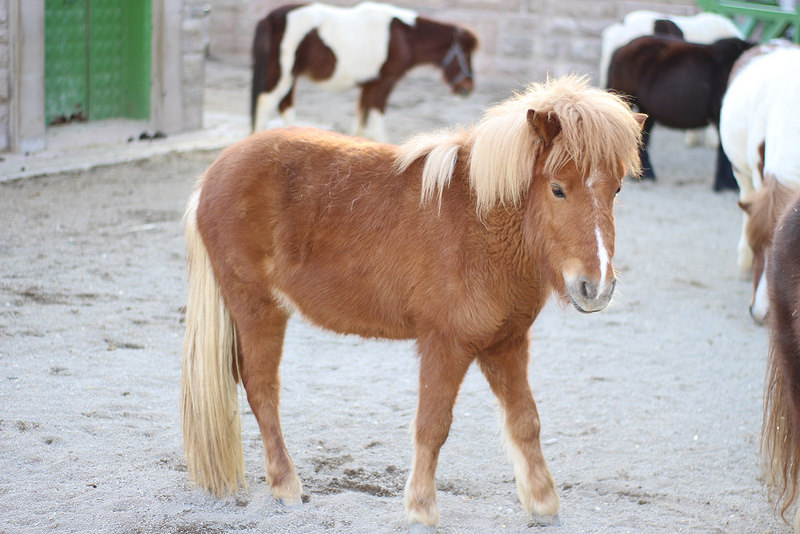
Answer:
[0,61,787,533]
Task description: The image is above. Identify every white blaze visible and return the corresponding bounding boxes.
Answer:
[595,226,610,287]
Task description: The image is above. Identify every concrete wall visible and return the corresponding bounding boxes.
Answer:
[0,0,210,153]
[206,0,701,82]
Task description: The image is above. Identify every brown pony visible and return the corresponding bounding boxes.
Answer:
[250,2,478,141]
[181,75,644,529]
[762,191,800,531]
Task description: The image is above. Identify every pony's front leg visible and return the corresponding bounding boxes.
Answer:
[477,333,560,521]
[405,339,473,527]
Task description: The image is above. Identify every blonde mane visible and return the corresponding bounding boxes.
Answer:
[395,75,643,213]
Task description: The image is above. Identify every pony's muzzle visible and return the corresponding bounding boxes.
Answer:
[453,79,473,96]
[566,276,616,313]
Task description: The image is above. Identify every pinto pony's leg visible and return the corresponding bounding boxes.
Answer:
[405,337,474,526]
[355,79,397,142]
[477,333,560,521]
[254,78,296,132]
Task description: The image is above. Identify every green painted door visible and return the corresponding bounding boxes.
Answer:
[45,0,151,125]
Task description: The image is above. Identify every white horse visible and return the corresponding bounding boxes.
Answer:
[719,41,800,322]
[600,10,743,147]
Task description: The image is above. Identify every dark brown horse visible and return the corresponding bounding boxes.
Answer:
[607,35,753,190]
[181,75,644,529]
[762,191,800,531]
[250,1,478,141]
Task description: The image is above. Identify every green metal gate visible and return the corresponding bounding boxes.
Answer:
[45,0,152,125]
[698,0,800,43]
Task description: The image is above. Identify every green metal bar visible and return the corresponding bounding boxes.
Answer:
[697,0,800,43]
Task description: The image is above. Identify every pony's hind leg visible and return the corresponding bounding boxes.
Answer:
[477,333,560,521]
[405,337,474,527]
[232,295,303,505]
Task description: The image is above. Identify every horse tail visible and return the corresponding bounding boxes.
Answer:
[180,187,245,496]
[251,16,273,130]
[762,199,800,526]
[762,337,800,524]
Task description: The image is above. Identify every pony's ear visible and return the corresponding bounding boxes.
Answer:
[527,109,561,146]
[633,113,647,130]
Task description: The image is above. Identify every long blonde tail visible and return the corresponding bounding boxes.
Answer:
[180,189,244,496]
[762,341,800,526]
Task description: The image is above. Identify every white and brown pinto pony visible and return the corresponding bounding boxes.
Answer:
[250,1,478,141]
[719,41,800,322]
[762,191,800,532]
[181,75,644,529]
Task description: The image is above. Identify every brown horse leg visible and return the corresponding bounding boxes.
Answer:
[405,338,473,526]
[356,78,398,141]
[233,298,302,505]
[477,333,560,520]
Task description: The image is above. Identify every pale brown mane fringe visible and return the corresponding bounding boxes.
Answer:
[394,75,643,214]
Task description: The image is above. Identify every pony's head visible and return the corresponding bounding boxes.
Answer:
[397,75,644,312]
[739,173,795,323]
[441,26,478,96]
[496,78,644,312]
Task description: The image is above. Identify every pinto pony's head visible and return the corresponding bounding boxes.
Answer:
[441,26,478,96]
[396,75,644,312]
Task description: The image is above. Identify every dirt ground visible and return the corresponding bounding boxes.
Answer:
[0,61,787,533]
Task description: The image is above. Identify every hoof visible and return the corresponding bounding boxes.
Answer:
[529,513,561,527]
[409,523,436,534]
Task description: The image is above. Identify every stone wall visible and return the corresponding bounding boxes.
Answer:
[0,0,9,150]
[206,0,701,82]
[182,1,212,131]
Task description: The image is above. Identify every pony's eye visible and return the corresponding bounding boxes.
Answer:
[615,186,621,196]
[551,184,566,199]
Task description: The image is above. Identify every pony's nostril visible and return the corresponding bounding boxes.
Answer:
[580,279,596,300]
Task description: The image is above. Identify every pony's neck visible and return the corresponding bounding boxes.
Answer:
[407,17,458,66]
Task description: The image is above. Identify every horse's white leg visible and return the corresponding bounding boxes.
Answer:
[735,168,757,272]
[405,337,473,527]
[280,106,297,127]
[751,256,770,323]
[254,77,296,132]
[362,109,387,142]
[683,129,701,148]
[352,108,386,141]
[704,125,719,148]
[477,333,560,521]
[737,213,754,272]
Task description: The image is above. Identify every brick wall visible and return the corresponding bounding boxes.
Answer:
[206,0,700,82]
[0,0,9,150]
[182,1,212,131]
